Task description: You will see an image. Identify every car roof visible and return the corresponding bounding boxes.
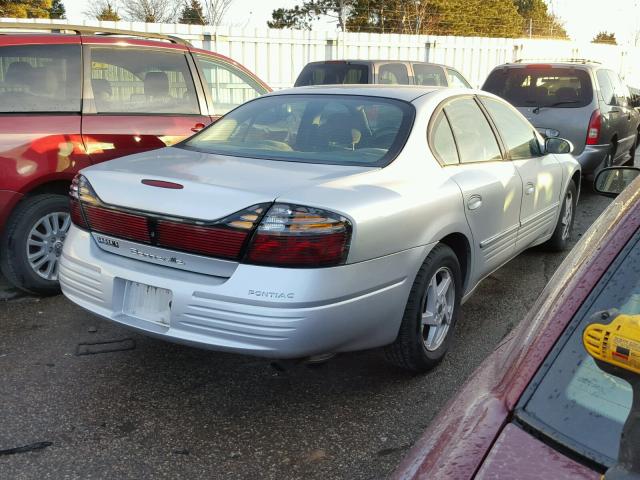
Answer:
[493,61,599,70]
[305,59,452,68]
[264,84,444,102]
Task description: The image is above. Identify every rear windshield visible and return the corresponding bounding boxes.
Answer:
[182,94,414,166]
[483,67,593,108]
[294,63,369,86]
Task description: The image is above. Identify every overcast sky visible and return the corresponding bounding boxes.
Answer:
[61,0,640,45]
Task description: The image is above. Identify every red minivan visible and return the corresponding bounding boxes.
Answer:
[0,24,270,295]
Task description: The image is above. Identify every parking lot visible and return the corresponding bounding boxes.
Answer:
[0,179,613,480]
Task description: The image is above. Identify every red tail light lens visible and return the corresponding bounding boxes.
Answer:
[84,205,150,243]
[245,204,352,267]
[586,109,602,145]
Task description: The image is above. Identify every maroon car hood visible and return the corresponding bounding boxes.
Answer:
[475,424,599,480]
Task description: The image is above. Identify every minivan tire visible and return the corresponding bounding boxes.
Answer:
[385,244,462,373]
[0,194,70,296]
[543,181,577,252]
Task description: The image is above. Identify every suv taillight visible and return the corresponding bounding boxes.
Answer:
[586,109,602,145]
[244,203,352,268]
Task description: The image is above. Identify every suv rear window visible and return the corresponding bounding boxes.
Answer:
[0,44,81,113]
[484,67,593,109]
[294,63,369,86]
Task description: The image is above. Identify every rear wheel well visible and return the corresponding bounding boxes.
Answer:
[571,170,581,197]
[26,181,70,198]
[439,233,470,291]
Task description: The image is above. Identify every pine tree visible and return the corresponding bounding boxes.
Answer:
[592,31,617,45]
[49,0,66,19]
[179,0,205,25]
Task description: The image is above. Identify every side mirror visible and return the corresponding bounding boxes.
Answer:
[594,166,640,197]
[545,137,574,154]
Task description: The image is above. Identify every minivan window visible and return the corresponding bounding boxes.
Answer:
[0,44,81,113]
[378,63,409,84]
[597,70,616,105]
[447,68,472,88]
[444,97,502,164]
[183,94,414,166]
[481,96,542,160]
[520,232,640,468]
[196,54,266,116]
[414,64,447,86]
[607,70,630,107]
[89,48,200,115]
[483,67,593,109]
[294,63,369,86]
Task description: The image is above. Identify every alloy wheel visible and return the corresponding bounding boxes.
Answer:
[420,267,455,351]
[561,190,573,241]
[26,212,70,280]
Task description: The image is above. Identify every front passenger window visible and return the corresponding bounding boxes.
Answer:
[444,97,502,164]
[481,96,542,160]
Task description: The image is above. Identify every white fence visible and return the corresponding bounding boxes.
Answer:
[2,18,638,89]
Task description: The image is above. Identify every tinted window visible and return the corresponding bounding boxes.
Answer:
[378,63,409,84]
[183,95,414,166]
[90,48,199,115]
[294,63,369,86]
[444,97,502,163]
[0,44,81,113]
[414,64,447,86]
[597,70,615,105]
[484,67,593,108]
[196,54,267,116]
[608,71,630,107]
[482,96,541,160]
[521,232,640,467]
[446,68,472,88]
[430,112,459,165]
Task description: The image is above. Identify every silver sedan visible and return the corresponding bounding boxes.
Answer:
[60,86,580,372]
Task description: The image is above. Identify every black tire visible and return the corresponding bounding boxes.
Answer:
[384,244,462,373]
[543,181,577,252]
[0,194,70,296]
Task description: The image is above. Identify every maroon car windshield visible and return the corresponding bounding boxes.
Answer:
[516,229,640,468]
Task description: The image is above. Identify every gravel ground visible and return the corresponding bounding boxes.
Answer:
[0,185,612,480]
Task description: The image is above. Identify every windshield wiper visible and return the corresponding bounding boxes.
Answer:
[532,100,581,114]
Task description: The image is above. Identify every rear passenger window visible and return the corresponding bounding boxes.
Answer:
[444,97,502,164]
[597,70,615,105]
[378,63,409,84]
[481,96,541,160]
[89,48,199,115]
[413,64,447,86]
[196,55,267,116]
[0,44,81,113]
[430,112,459,165]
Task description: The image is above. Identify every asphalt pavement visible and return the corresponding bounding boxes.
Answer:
[0,184,613,480]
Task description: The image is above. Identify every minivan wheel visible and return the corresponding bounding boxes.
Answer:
[384,244,462,373]
[0,194,70,295]
[626,133,638,166]
[543,181,577,252]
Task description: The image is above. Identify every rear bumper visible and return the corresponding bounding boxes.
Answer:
[60,226,426,359]
[574,144,608,174]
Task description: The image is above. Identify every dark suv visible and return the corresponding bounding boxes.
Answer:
[294,60,472,88]
[0,23,269,295]
[483,61,640,175]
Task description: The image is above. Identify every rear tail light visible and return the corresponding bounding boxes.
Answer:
[586,109,602,145]
[244,203,352,267]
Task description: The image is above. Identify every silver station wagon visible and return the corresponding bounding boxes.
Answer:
[60,86,580,372]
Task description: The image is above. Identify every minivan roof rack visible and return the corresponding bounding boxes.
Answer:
[513,58,602,65]
[0,21,192,47]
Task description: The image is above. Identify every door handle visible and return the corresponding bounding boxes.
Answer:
[525,183,536,195]
[467,194,482,210]
[191,122,206,133]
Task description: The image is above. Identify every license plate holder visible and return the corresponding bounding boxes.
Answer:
[122,281,172,326]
